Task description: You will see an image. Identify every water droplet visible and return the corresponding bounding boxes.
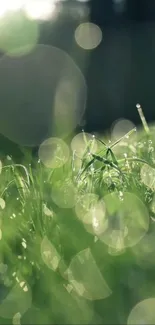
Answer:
[22,242,27,249]
[136,103,141,109]
[0,198,5,209]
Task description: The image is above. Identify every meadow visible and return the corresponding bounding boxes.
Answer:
[0,108,154,324]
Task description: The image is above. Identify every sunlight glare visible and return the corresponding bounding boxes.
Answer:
[24,0,56,20]
[0,0,24,16]
[0,4,8,17]
[7,0,24,11]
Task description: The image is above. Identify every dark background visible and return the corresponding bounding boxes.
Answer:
[87,0,155,132]
[1,0,155,155]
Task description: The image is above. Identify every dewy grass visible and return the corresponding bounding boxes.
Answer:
[136,103,150,135]
[0,108,155,324]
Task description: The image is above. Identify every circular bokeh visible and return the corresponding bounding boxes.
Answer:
[75,193,99,222]
[0,45,87,146]
[75,22,102,50]
[99,192,149,249]
[71,132,98,158]
[38,137,69,168]
[127,298,155,324]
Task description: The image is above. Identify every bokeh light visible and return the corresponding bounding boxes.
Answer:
[108,240,126,256]
[127,298,155,324]
[53,69,87,138]
[111,118,136,142]
[75,193,99,222]
[41,236,61,271]
[108,230,127,255]
[0,11,39,56]
[71,132,98,158]
[0,4,9,17]
[0,45,86,146]
[99,192,149,249]
[12,312,21,325]
[0,0,24,16]
[38,137,70,168]
[68,248,112,300]
[91,200,108,234]
[51,179,76,209]
[140,164,155,190]
[0,0,59,21]
[0,198,6,210]
[75,194,108,235]
[75,22,102,50]
[72,155,82,173]
[43,203,53,217]
[24,0,57,21]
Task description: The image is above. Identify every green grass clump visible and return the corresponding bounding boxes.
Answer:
[0,109,155,324]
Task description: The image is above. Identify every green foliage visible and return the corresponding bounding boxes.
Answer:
[0,116,155,324]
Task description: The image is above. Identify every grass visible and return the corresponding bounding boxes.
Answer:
[0,108,155,324]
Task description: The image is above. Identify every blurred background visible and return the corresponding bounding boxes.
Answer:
[0,0,155,154]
